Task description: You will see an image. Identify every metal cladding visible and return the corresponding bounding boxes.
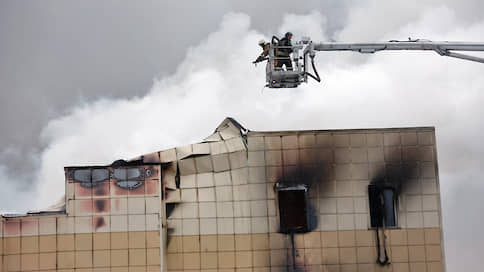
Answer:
[0,118,444,272]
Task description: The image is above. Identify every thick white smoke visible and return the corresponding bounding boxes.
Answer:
[1,5,484,270]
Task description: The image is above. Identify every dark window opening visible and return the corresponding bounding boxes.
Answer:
[69,168,110,188]
[112,167,145,189]
[277,187,309,233]
[368,185,397,228]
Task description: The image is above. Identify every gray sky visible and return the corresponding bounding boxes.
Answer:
[1,1,484,270]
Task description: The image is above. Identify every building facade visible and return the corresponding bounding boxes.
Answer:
[1,118,444,271]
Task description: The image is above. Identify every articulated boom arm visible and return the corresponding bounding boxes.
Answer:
[265,38,484,88]
[312,40,484,63]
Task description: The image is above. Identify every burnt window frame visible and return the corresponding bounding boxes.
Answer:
[276,185,310,234]
[368,184,398,228]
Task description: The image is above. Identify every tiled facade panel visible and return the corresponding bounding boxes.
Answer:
[165,127,444,272]
[165,229,442,271]
[1,231,160,271]
[1,164,161,271]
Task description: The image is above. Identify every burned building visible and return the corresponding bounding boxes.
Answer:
[0,118,444,271]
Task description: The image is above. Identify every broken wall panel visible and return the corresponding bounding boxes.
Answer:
[163,122,443,272]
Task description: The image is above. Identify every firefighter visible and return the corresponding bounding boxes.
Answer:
[253,39,270,64]
[276,32,293,71]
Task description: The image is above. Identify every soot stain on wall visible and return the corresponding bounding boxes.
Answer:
[270,149,333,271]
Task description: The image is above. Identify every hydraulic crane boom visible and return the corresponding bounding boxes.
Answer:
[265,38,484,88]
[312,40,484,63]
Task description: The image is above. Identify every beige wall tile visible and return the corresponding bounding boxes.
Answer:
[252,250,270,267]
[409,262,426,272]
[199,188,216,202]
[235,234,252,251]
[217,218,234,234]
[111,198,128,215]
[75,250,93,268]
[39,217,57,235]
[129,231,147,249]
[355,230,374,247]
[305,248,322,265]
[200,218,217,235]
[21,219,39,236]
[146,214,159,231]
[93,250,111,267]
[408,245,426,262]
[39,252,56,270]
[390,229,407,246]
[5,237,20,254]
[350,134,366,147]
[21,253,39,271]
[129,214,146,231]
[322,248,339,264]
[93,233,110,250]
[75,233,93,251]
[424,228,441,245]
[251,217,268,233]
[302,232,321,248]
[340,264,357,271]
[321,231,339,248]
[128,198,146,214]
[200,235,217,252]
[182,219,199,235]
[235,251,252,268]
[217,235,235,251]
[427,262,443,272]
[166,253,183,270]
[39,235,56,252]
[269,233,286,250]
[6,254,20,271]
[264,136,281,150]
[218,251,235,268]
[57,251,75,269]
[111,232,129,249]
[21,236,39,253]
[111,215,129,232]
[147,248,160,266]
[182,235,200,252]
[111,249,129,267]
[146,266,161,272]
[128,265,147,272]
[338,231,356,247]
[201,252,218,269]
[111,267,129,272]
[199,202,216,218]
[339,247,356,264]
[146,231,160,248]
[234,218,251,234]
[423,212,440,228]
[334,134,350,147]
[129,248,147,266]
[183,252,201,270]
[425,245,442,262]
[390,246,409,263]
[75,216,93,233]
[167,236,182,253]
[252,234,269,250]
[57,234,75,251]
[358,263,377,272]
[407,229,425,245]
[356,247,375,263]
[214,171,232,186]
